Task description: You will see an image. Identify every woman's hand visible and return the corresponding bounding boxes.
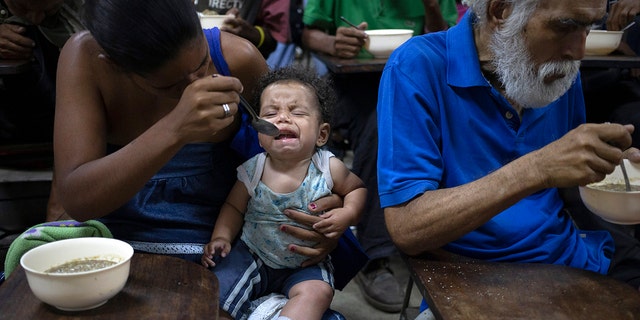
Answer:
[281,194,344,267]
[168,75,243,143]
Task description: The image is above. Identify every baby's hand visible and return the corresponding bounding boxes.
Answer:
[313,210,350,239]
[201,239,231,267]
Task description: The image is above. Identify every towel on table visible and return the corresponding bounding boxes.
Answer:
[3,220,112,277]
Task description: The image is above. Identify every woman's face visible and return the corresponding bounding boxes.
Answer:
[257,81,329,159]
[131,35,211,100]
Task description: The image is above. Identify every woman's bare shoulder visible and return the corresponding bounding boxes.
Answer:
[219,31,269,93]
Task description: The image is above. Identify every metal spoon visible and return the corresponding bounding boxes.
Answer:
[622,21,637,32]
[238,95,280,136]
[620,159,632,191]
[340,16,360,29]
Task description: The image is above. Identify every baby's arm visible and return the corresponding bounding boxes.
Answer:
[312,157,367,238]
[201,180,249,267]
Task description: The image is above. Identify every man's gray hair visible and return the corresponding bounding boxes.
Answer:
[462,0,540,29]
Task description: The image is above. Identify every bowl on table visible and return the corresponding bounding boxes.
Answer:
[579,159,640,224]
[20,237,134,311]
[199,13,235,29]
[585,30,623,55]
[364,29,414,58]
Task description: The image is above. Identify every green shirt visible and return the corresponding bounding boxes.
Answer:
[303,0,458,37]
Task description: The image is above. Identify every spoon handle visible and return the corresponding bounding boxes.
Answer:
[340,16,359,29]
[238,95,260,120]
[620,160,632,192]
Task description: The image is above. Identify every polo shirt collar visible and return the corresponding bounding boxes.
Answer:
[446,11,490,88]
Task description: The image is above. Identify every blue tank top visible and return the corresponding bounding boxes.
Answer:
[99,28,260,256]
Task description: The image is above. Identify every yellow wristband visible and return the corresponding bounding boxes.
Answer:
[255,25,265,48]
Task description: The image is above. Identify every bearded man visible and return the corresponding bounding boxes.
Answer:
[377,0,640,299]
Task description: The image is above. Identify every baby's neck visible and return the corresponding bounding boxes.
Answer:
[261,154,312,194]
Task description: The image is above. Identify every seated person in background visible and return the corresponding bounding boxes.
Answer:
[300,0,457,313]
[202,66,366,320]
[377,0,640,300]
[582,0,640,149]
[606,0,640,31]
[0,0,83,144]
[195,0,290,59]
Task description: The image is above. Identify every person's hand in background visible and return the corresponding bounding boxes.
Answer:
[333,21,368,58]
[220,7,276,57]
[0,22,34,59]
[607,0,640,31]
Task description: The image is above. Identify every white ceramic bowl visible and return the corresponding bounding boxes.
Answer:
[20,237,134,311]
[364,29,413,58]
[585,30,623,55]
[199,14,235,29]
[579,159,640,224]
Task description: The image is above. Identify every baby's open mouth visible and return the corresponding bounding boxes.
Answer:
[275,131,298,140]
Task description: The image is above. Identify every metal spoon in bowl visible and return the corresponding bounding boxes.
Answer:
[620,159,632,191]
[238,95,280,136]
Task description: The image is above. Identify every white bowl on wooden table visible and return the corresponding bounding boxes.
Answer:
[364,29,413,58]
[20,237,134,311]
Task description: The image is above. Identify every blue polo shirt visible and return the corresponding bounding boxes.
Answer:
[377,12,613,273]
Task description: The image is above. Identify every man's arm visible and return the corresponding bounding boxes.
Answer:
[386,123,634,256]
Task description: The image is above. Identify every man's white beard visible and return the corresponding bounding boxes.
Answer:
[490,28,580,109]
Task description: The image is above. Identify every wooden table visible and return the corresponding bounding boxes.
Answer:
[314,53,387,74]
[315,52,640,74]
[0,252,219,319]
[403,250,640,320]
[581,55,640,69]
[0,59,30,76]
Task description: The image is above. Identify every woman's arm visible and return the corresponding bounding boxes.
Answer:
[54,32,244,220]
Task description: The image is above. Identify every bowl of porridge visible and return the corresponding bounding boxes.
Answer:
[20,237,134,311]
[579,159,640,224]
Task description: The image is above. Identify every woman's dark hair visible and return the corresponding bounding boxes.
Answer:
[253,65,336,124]
[83,0,202,75]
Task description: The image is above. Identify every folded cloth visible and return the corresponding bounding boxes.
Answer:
[3,220,112,277]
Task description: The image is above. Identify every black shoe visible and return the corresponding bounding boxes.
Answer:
[354,257,403,312]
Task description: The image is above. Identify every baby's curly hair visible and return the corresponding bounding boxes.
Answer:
[252,65,336,124]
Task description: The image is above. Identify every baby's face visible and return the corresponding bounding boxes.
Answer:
[257,81,329,159]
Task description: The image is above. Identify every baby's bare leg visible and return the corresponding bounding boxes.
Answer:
[280,280,333,320]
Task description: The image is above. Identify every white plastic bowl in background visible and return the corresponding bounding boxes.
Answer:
[585,30,623,55]
[20,237,134,311]
[579,159,640,224]
[199,14,235,29]
[364,29,414,58]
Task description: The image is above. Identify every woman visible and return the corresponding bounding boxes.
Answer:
[53,0,353,274]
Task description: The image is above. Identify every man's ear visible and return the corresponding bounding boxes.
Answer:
[316,123,331,147]
[487,0,513,27]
